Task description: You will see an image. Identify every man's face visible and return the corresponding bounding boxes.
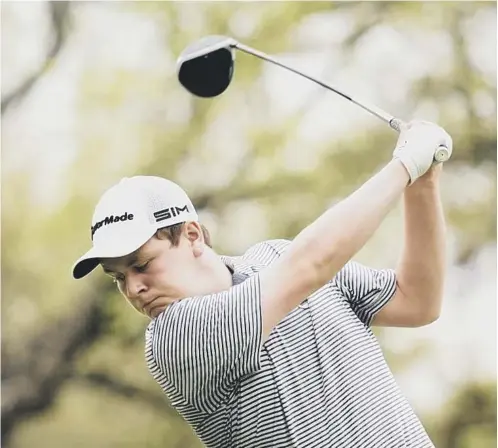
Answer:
[100,224,212,318]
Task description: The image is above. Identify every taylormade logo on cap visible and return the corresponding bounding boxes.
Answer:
[91,204,192,238]
[91,212,134,238]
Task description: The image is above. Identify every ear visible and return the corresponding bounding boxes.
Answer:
[184,221,204,257]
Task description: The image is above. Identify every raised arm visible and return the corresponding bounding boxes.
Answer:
[259,121,452,340]
[372,164,446,327]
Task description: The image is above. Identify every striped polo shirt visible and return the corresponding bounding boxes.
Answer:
[145,239,434,447]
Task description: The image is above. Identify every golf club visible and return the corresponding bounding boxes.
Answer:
[177,35,450,163]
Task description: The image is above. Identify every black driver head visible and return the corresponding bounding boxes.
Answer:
[177,35,236,98]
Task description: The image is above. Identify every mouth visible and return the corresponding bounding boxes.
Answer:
[143,298,158,315]
[143,298,166,318]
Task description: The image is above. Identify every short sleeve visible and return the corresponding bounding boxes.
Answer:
[333,261,397,326]
[145,274,263,415]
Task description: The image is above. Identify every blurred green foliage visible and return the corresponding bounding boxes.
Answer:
[2,2,496,447]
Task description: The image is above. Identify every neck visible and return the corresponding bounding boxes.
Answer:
[202,247,234,292]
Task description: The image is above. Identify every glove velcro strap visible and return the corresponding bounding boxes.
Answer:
[393,154,419,185]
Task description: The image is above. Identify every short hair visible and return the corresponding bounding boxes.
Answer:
[156,222,212,248]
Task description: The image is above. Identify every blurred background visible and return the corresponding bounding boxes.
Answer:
[1,2,496,447]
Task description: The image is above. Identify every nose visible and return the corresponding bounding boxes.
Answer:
[124,272,147,299]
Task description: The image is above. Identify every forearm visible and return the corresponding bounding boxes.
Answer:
[396,173,446,320]
[289,159,409,286]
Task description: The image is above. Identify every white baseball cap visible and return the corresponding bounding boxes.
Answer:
[72,176,198,279]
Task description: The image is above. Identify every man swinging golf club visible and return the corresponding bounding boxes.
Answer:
[72,36,452,448]
[73,119,451,448]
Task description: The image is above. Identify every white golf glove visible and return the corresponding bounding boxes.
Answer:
[392,120,453,184]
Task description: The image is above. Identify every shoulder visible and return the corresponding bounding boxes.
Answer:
[145,280,263,360]
[144,284,264,412]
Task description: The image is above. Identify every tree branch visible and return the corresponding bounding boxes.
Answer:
[72,371,181,420]
[1,278,112,444]
[1,2,70,115]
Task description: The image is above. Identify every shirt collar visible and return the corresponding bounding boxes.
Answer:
[220,254,267,286]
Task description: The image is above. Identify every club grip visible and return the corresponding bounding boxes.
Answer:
[434,145,450,162]
[389,118,451,163]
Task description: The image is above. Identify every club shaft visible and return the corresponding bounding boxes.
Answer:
[234,42,396,126]
[231,41,449,163]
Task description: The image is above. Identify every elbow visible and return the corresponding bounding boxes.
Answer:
[413,300,442,327]
[396,278,444,327]
[419,310,440,326]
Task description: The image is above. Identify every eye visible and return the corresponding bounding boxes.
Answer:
[134,261,150,273]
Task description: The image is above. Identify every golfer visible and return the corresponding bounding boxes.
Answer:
[73,120,452,447]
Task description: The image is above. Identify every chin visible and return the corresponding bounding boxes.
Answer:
[149,304,168,318]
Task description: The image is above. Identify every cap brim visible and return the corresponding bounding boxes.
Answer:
[72,248,103,279]
[72,227,157,279]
